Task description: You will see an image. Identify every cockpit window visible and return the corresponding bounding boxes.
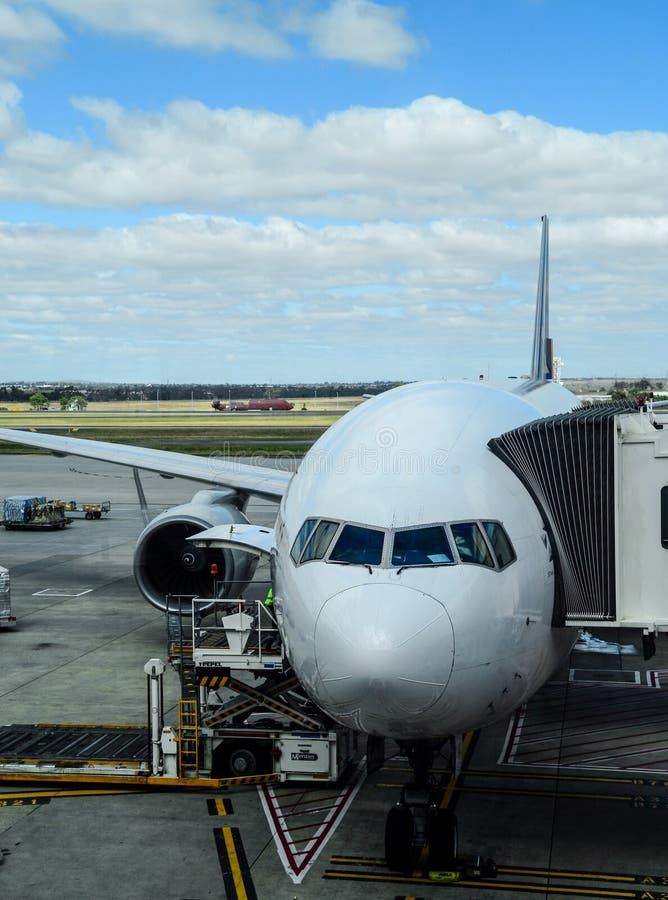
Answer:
[451,522,494,568]
[329,524,385,566]
[290,518,317,564]
[292,517,513,571]
[392,525,454,567]
[482,521,516,569]
[301,520,339,562]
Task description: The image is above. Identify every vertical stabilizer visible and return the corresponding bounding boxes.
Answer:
[529,215,553,383]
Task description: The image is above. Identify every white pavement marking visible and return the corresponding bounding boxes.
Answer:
[258,758,366,884]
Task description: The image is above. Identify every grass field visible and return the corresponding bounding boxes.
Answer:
[0,412,339,428]
[1,396,363,415]
[0,398,360,455]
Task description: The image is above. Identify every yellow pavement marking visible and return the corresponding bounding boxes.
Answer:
[222,827,249,900]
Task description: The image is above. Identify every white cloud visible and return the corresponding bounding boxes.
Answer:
[0,1,423,72]
[39,0,292,57]
[304,0,420,68]
[0,215,666,382]
[0,89,666,381]
[0,3,63,76]
[0,94,666,221]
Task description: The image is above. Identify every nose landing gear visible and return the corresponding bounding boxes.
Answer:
[384,740,458,875]
[383,739,497,881]
[385,788,458,875]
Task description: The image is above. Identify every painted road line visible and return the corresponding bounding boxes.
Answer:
[377,782,662,807]
[327,856,668,892]
[1,796,50,808]
[463,769,668,788]
[499,680,668,774]
[322,869,640,897]
[0,788,147,802]
[440,731,476,811]
[324,856,668,900]
[330,855,386,865]
[207,798,234,816]
[259,758,366,884]
[456,785,631,801]
[214,826,257,900]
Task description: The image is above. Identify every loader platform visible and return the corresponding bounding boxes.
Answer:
[0,723,150,778]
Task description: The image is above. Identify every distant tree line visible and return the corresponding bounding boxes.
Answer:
[610,378,666,402]
[0,381,400,404]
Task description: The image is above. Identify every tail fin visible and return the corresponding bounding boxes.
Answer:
[529,215,554,384]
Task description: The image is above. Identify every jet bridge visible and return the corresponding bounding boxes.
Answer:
[489,402,668,638]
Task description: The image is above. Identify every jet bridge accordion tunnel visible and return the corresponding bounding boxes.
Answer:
[488,403,638,629]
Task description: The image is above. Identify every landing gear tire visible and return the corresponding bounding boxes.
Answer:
[428,808,458,868]
[385,804,417,875]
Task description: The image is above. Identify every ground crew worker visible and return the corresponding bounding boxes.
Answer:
[264,587,273,608]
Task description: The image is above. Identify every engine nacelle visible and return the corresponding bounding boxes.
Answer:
[133,490,257,613]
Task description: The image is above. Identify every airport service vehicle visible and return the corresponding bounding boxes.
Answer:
[1,495,71,529]
[0,564,14,628]
[165,592,354,783]
[0,591,354,786]
[51,499,111,519]
[2,218,667,870]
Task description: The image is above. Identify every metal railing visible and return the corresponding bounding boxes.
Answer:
[191,584,283,671]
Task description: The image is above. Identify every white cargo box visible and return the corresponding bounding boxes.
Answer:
[278,733,337,776]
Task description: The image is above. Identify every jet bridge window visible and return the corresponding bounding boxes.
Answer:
[392,525,454,567]
[301,520,339,562]
[290,518,317,564]
[329,524,385,566]
[482,521,516,569]
[451,522,494,568]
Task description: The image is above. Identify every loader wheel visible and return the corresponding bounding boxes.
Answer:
[227,747,258,777]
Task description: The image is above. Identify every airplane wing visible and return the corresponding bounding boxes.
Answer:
[0,427,291,502]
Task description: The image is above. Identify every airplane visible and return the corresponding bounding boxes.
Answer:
[211,398,294,411]
[0,216,581,872]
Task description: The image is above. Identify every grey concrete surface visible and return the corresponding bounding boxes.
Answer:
[1,455,668,899]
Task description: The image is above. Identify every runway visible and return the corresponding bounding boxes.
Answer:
[1,455,668,899]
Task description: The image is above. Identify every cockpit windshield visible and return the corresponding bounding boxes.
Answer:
[290,518,317,564]
[290,517,515,571]
[301,520,339,562]
[451,521,494,567]
[329,524,385,566]
[482,520,516,569]
[391,525,454,567]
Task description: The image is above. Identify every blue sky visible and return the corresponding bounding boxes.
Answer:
[0,1,667,383]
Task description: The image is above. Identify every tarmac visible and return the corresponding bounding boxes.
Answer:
[1,455,668,899]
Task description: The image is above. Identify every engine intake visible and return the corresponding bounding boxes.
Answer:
[133,490,256,613]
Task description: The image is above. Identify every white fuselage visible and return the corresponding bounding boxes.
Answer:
[272,380,578,740]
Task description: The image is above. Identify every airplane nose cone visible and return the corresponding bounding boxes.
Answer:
[313,584,454,734]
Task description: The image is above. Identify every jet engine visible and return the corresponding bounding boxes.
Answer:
[133,490,257,613]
